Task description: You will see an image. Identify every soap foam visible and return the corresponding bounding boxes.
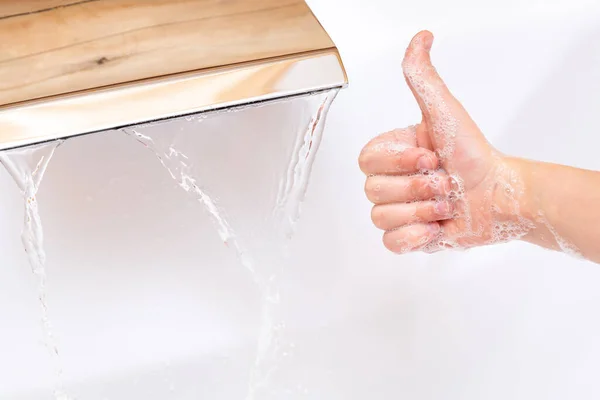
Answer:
[400,37,540,253]
[402,58,458,164]
[367,126,417,156]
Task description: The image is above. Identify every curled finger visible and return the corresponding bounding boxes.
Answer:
[383,222,441,254]
[371,200,453,231]
[365,172,451,204]
[359,126,439,175]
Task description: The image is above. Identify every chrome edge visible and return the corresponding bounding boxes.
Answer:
[0,50,348,151]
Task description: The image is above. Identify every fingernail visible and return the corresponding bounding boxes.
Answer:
[441,177,452,194]
[428,222,440,234]
[435,201,450,216]
[417,155,434,170]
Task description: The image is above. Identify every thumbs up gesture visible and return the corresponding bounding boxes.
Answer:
[359,31,530,254]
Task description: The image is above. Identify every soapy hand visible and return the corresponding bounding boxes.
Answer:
[359,31,530,254]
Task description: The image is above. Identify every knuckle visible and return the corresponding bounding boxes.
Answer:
[382,233,397,253]
[383,231,412,254]
[364,177,381,203]
[364,178,371,194]
[371,206,385,229]
[358,150,371,173]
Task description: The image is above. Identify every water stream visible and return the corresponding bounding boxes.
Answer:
[0,141,71,400]
[0,89,337,399]
[124,89,338,399]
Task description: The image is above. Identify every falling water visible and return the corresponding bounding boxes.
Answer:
[122,127,258,277]
[274,91,336,243]
[124,89,339,399]
[246,91,338,400]
[0,141,71,400]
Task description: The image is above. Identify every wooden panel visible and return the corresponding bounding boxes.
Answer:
[0,0,83,18]
[0,0,335,106]
[0,51,346,151]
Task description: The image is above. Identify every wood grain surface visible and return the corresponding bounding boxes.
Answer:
[0,0,335,106]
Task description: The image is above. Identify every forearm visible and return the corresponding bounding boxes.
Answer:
[506,157,600,262]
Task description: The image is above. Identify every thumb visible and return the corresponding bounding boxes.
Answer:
[402,31,473,161]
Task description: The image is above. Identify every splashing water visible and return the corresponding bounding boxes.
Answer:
[0,141,72,400]
[122,128,258,277]
[124,89,338,399]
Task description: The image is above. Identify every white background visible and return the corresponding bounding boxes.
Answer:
[2,0,600,398]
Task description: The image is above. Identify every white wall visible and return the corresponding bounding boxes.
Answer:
[2,0,600,399]
[301,0,600,398]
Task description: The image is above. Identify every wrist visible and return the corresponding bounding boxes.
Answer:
[499,157,540,220]
[495,156,561,249]
[491,156,543,241]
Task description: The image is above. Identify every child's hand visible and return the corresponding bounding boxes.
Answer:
[359,31,529,254]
